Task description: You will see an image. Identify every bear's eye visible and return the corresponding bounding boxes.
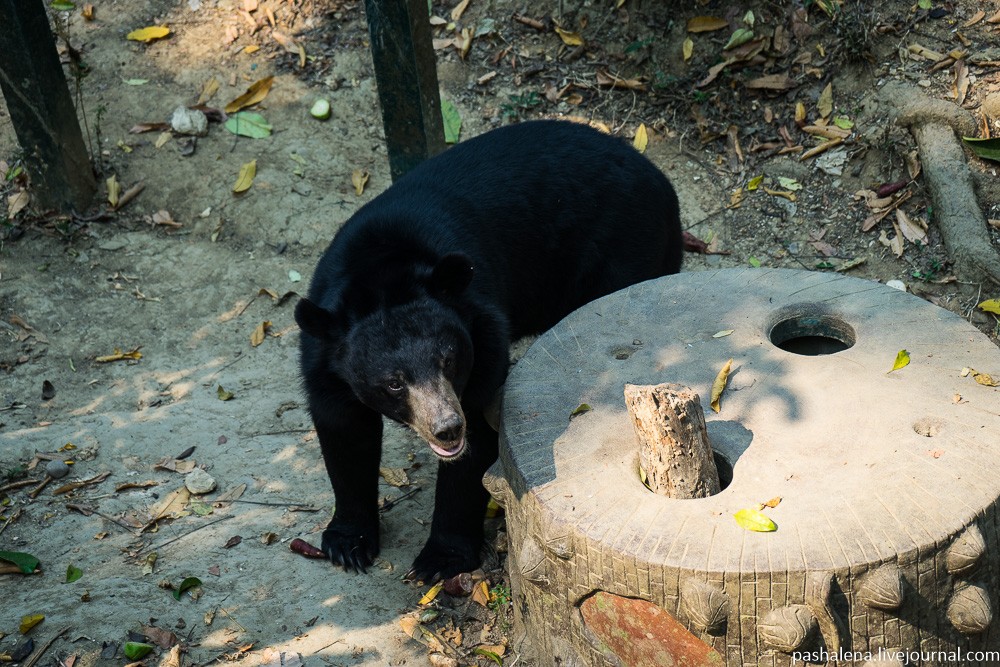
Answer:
[386,379,404,393]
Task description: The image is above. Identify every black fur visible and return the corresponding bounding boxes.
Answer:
[296,120,682,581]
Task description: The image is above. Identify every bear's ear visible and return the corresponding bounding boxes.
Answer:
[295,298,346,340]
[430,253,474,297]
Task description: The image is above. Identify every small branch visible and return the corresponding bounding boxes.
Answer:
[23,626,71,667]
[144,514,234,553]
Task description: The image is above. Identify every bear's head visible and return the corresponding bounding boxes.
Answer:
[296,253,475,460]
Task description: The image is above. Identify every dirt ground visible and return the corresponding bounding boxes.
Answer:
[2,1,999,666]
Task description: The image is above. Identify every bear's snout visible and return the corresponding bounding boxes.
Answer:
[406,377,467,460]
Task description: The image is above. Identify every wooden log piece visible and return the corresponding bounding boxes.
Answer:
[623,383,720,498]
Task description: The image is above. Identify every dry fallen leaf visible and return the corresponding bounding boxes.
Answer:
[197,77,220,105]
[7,190,29,218]
[250,320,271,347]
[710,358,733,413]
[127,26,170,42]
[687,16,729,33]
[895,209,928,245]
[379,467,411,487]
[233,160,257,194]
[817,82,833,118]
[450,0,470,21]
[554,26,584,46]
[106,175,120,208]
[633,123,648,153]
[95,347,143,363]
[352,169,370,195]
[224,76,275,114]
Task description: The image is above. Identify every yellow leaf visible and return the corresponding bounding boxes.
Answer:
[710,358,733,413]
[450,0,470,21]
[126,26,170,42]
[974,372,998,387]
[890,349,910,372]
[485,497,502,518]
[817,82,833,119]
[471,580,490,606]
[633,123,648,153]
[197,77,220,105]
[762,496,782,508]
[95,347,143,363]
[224,76,275,114]
[795,101,806,124]
[106,175,120,208]
[687,16,729,33]
[418,581,444,605]
[734,508,777,532]
[154,131,172,149]
[233,160,257,193]
[977,299,1000,315]
[713,330,734,338]
[747,175,764,191]
[250,320,271,347]
[682,37,693,62]
[352,169,370,196]
[19,614,44,634]
[217,385,235,401]
[554,26,584,46]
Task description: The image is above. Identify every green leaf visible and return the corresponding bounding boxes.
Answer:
[962,136,1000,163]
[216,385,234,401]
[474,648,504,666]
[224,112,272,139]
[173,576,203,600]
[723,27,753,50]
[734,508,777,532]
[918,0,932,8]
[190,500,213,516]
[569,403,592,418]
[890,349,910,372]
[441,98,462,144]
[777,176,802,191]
[51,0,76,10]
[748,256,761,268]
[124,643,155,660]
[65,564,83,583]
[0,551,40,574]
[832,116,854,130]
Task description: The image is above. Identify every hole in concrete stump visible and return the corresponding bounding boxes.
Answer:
[713,452,733,490]
[769,312,856,356]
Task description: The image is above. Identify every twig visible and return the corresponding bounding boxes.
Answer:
[66,503,140,534]
[0,507,23,536]
[227,499,319,510]
[23,626,71,667]
[27,476,53,498]
[113,182,145,211]
[144,514,234,553]
[380,487,420,513]
[0,479,40,494]
[217,607,247,633]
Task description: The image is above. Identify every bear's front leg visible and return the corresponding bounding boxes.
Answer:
[312,394,384,572]
[407,410,498,582]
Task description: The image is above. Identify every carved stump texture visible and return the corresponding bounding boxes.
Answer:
[490,269,1000,667]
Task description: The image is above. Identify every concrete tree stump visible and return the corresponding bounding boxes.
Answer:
[485,268,1000,667]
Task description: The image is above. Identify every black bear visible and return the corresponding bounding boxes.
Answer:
[295,119,682,582]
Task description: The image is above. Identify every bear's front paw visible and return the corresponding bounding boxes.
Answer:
[321,518,379,573]
[406,535,480,583]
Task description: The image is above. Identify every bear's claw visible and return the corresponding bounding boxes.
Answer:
[405,536,479,583]
[321,519,378,573]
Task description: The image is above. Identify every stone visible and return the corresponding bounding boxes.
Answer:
[184,467,216,494]
[45,459,70,479]
[170,106,208,137]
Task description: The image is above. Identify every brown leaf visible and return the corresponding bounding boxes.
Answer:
[895,209,928,245]
[745,74,796,90]
[224,76,275,114]
[250,320,271,347]
[450,0,469,21]
[953,59,969,106]
[141,625,178,649]
[595,68,646,91]
[686,16,728,33]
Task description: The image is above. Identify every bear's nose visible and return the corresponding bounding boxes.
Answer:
[433,415,464,443]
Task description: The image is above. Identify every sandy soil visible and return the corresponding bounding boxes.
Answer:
[2,0,998,666]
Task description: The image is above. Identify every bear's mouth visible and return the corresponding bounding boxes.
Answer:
[428,433,466,460]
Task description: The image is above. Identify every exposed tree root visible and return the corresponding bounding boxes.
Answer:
[881,82,1000,286]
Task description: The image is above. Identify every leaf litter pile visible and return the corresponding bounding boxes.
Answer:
[2,0,1000,665]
